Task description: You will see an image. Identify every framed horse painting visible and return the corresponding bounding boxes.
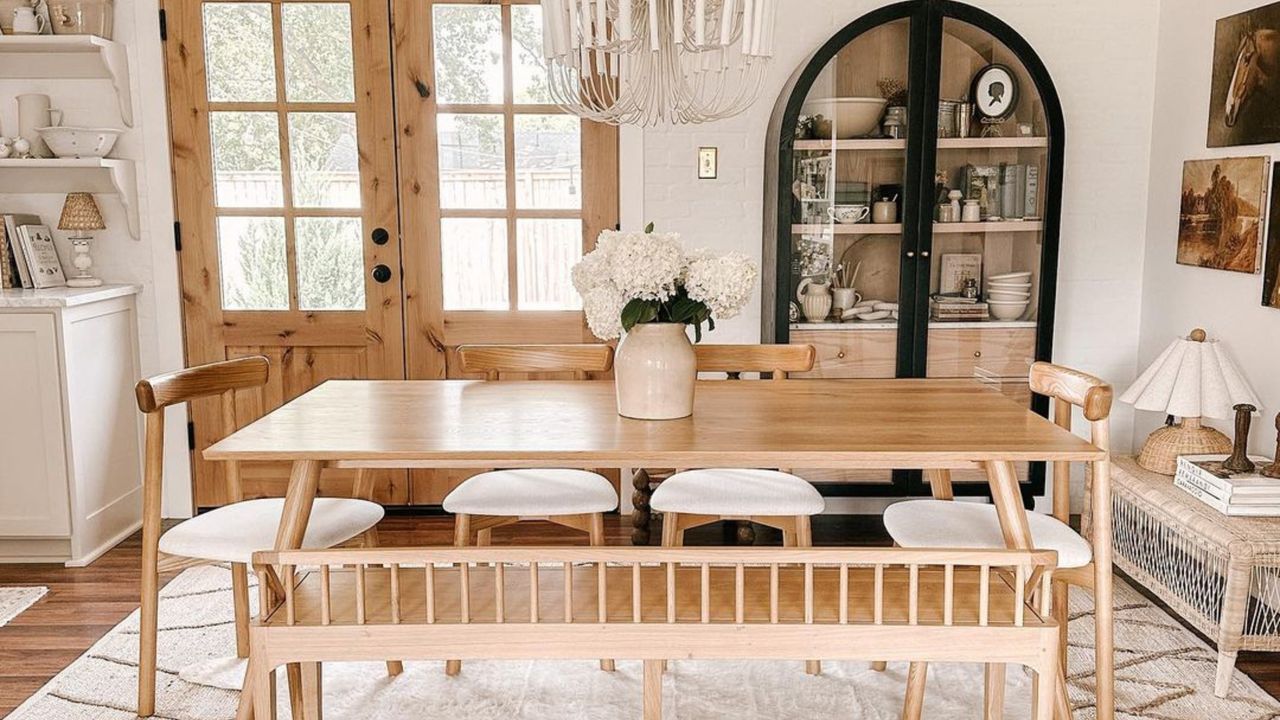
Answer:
[1177,157,1269,274]
[1208,3,1280,147]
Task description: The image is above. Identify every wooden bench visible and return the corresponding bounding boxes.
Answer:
[248,546,1063,719]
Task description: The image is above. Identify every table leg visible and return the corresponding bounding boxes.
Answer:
[631,469,653,545]
[985,461,1033,548]
[272,460,324,720]
[1092,455,1114,720]
[1215,557,1251,697]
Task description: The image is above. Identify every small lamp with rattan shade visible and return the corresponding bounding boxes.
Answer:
[58,192,106,288]
[1120,328,1261,475]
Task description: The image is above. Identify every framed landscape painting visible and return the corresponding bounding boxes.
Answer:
[1265,163,1280,308]
[1208,3,1280,147]
[1177,157,1269,273]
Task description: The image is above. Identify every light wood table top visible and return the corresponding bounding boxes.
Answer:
[205,379,1102,469]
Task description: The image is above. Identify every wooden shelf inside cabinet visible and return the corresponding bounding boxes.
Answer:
[0,159,139,240]
[933,221,1043,234]
[793,138,907,152]
[0,35,133,127]
[792,320,1037,331]
[792,223,903,235]
[935,137,1049,149]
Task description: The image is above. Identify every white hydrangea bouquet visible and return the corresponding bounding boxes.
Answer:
[572,224,759,342]
[573,225,758,420]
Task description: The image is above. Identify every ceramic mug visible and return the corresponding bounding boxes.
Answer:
[832,287,861,313]
[12,5,45,33]
[872,200,898,224]
[827,204,870,224]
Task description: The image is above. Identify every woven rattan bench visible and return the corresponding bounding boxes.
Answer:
[248,546,1063,719]
[1112,456,1280,697]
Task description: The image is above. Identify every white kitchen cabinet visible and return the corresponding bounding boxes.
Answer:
[0,285,143,565]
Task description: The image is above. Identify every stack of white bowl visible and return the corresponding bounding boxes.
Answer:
[986,271,1033,321]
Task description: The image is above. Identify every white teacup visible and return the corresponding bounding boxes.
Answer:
[828,204,870,224]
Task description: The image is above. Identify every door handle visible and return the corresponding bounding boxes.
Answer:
[906,251,916,258]
[372,265,392,283]
[371,227,390,245]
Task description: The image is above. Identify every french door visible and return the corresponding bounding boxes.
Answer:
[165,0,617,506]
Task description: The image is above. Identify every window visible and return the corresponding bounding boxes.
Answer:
[431,1,584,311]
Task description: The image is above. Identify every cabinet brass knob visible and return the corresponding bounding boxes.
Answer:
[973,351,982,358]
[837,351,846,359]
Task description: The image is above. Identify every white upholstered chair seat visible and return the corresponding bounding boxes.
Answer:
[442,469,618,516]
[158,497,384,565]
[883,499,1092,569]
[651,469,825,517]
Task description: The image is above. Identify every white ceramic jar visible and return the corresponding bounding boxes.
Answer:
[614,323,696,420]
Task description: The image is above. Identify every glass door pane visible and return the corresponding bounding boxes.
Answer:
[926,17,1053,488]
[788,17,911,489]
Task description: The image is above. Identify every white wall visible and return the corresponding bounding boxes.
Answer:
[1,0,191,516]
[1137,0,1280,456]
[625,0,1164,457]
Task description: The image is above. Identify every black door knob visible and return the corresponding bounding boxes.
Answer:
[371,227,390,245]
[371,264,392,283]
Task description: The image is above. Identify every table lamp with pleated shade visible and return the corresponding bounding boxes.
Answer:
[1120,328,1261,474]
[58,192,106,288]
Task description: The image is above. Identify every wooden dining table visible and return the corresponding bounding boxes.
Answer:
[206,377,1113,719]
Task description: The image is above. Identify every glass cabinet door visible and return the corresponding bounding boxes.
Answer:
[924,16,1054,487]
[788,17,911,382]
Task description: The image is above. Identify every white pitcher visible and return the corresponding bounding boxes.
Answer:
[796,278,833,323]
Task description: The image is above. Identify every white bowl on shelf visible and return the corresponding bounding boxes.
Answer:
[988,300,1030,321]
[36,126,122,158]
[988,290,1031,302]
[805,97,888,139]
[989,271,1033,282]
[987,281,1032,292]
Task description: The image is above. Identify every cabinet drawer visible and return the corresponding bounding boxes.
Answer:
[790,329,896,379]
[926,328,1035,379]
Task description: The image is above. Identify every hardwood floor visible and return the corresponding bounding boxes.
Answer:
[0,513,1277,716]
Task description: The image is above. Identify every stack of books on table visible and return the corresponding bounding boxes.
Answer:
[1174,455,1280,516]
[929,294,989,322]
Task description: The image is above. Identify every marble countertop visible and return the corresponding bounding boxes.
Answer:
[0,284,142,308]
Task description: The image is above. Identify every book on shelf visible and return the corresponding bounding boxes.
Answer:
[962,163,1042,221]
[930,295,989,321]
[3,213,43,289]
[1174,455,1280,516]
[16,224,65,289]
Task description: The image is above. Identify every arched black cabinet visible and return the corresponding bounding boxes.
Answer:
[762,1,1065,500]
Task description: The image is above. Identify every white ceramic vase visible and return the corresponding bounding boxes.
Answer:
[614,322,696,420]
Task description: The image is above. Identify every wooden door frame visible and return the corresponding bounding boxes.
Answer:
[393,0,620,381]
[163,0,406,505]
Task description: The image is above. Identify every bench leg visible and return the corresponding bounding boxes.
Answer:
[1033,668,1056,720]
[644,660,664,719]
[983,663,1005,719]
[1215,651,1238,697]
[249,657,276,720]
[902,662,928,720]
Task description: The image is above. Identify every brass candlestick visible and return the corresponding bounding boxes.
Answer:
[1224,403,1257,474]
[1262,413,1280,480]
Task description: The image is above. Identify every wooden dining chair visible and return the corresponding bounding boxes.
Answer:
[882,361,1113,719]
[444,343,619,676]
[135,357,395,719]
[649,343,826,674]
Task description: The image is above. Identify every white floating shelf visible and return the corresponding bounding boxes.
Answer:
[0,158,139,240]
[0,35,133,127]
[933,221,1043,234]
[793,223,903,235]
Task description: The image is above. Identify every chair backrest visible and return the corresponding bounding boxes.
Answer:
[457,344,614,380]
[1028,361,1113,526]
[135,356,270,507]
[694,344,815,380]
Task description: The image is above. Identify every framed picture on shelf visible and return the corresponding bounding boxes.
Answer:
[1177,157,1269,274]
[939,253,983,294]
[1264,163,1280,309]
[970,64,1019,121]
[1207,3,1280,148]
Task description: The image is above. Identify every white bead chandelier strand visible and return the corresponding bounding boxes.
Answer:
[542,0,776,126]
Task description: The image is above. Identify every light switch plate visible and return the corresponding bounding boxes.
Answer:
[698,147,718,179]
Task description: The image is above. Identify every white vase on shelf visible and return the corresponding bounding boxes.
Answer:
[614,322,696,420]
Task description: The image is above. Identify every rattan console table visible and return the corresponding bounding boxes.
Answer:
[1112,455,1280,697]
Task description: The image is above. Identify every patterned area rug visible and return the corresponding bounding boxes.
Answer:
[0,586,47,627]
[5,566,1280,719]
